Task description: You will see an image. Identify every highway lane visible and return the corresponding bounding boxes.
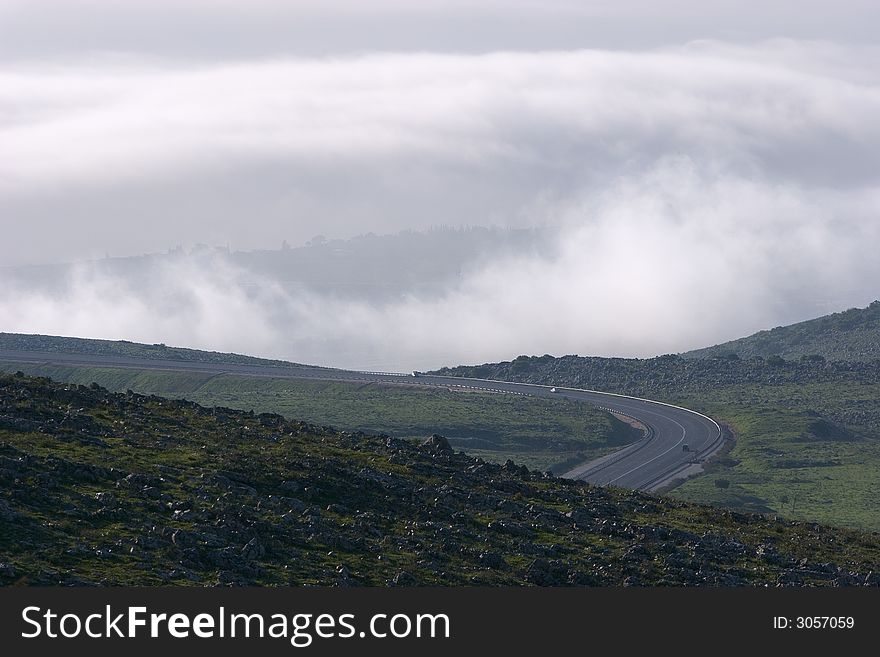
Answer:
[0,348,722,491]
[414,376,723,490]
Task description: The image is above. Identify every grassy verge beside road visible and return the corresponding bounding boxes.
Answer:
[668,383,880,532]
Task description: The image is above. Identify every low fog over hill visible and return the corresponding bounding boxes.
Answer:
[3,220,879,371]
[3,227,555,304]
[1,228,562,370]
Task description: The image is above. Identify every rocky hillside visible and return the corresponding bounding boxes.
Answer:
[1,372,879,586]
[686,301,880,362]
[434,352,880,399]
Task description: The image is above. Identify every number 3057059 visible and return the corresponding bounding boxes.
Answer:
[797,617,854,629]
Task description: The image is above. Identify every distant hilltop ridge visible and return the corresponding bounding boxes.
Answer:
[685,301,880,363]
[432,301,880,398]
[5,300,880,380]
[0,332,307,369]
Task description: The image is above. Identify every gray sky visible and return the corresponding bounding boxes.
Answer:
[2,1,879,59]
[1,1,879,367]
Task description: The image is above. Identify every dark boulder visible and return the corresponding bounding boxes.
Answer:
[420,434,453,455]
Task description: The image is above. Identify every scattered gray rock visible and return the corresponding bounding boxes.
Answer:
[95,491,118,508]
[390,571,418,586]
[241,538,266,562]
[280,480,302,493]
[479,552,508,570]
[420,434,453,455]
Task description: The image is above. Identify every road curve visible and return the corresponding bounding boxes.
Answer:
[0,348,723,491]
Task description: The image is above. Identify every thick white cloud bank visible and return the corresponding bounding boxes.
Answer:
[2,41,879,369]
[3,43,880,194]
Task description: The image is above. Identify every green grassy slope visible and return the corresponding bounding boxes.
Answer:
[0,362,638,473]
[2,372,879,587]
[668,383,880,532]
[685,301,880,362]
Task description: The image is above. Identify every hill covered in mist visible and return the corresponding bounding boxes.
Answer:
[2,226,556,304]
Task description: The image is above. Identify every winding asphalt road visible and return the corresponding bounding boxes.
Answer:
[0,348,723,491]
